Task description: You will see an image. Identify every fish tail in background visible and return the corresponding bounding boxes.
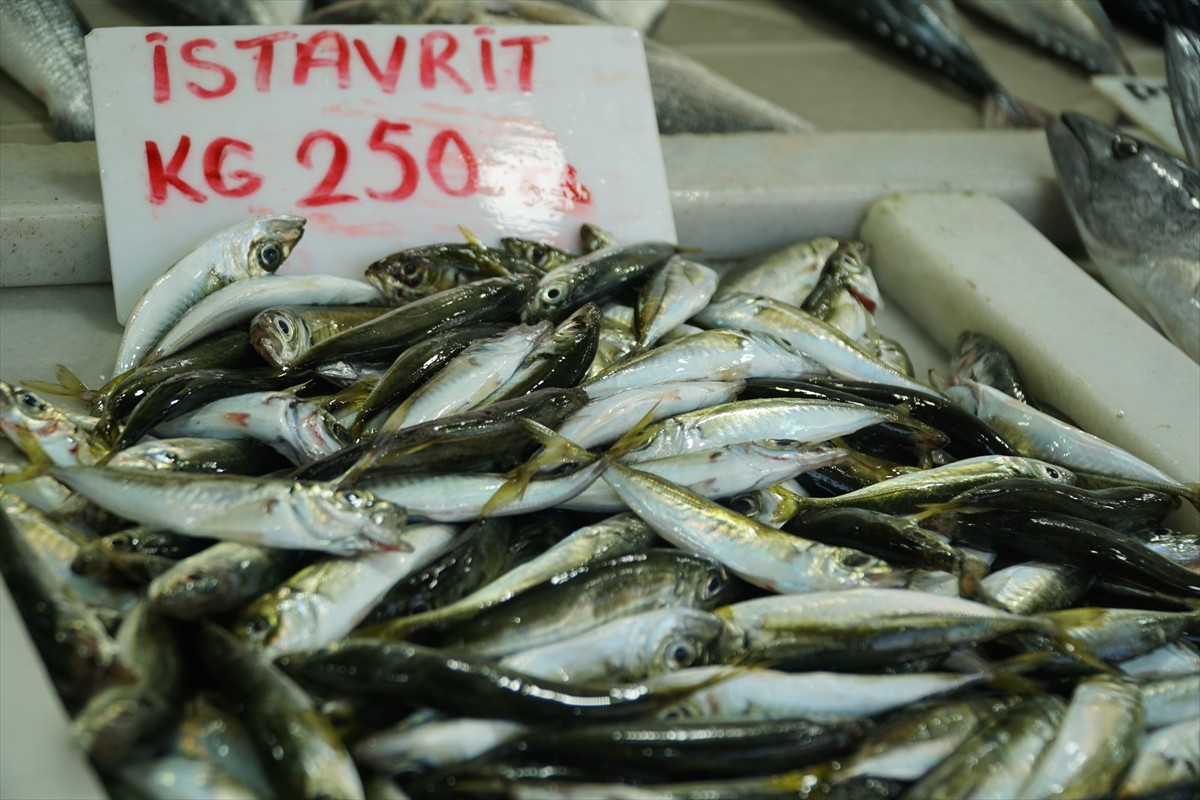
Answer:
[983,90,1054,129]
[1166,26,1200,169]
[20,365,96,405]
[0,0,94,141]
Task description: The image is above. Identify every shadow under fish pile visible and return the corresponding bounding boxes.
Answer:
[1,214,1199,799]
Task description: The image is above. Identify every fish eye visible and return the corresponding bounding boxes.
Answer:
[107,534,136,551]
[258,242,283,269]
[841,552,875,568]
[729,495,757,515]
[244,614,272,636]
[540,283,567,305]
[702,570,726,598]
[664,638,699,669]
[274,317,292,337]
[407,593,433,614]
[338,489,370,508]
[398,261,425,286]
[529,245,547,266]
[1111,136,1141,159]
[1044,466,1060,480]
[17,391,41,409]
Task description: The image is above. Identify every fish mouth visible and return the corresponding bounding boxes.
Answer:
[1044,113,1099,207]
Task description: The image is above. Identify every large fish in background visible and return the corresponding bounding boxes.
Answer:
[1046,111,1200,362]
[305,0,815,134]
[956,0,1135,75]
[1101,0,1200,38]
[1166,25,1200,168]
[792,0,1047,127]
[0,0,94,140]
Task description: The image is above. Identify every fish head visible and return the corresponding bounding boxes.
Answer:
[1022,458,1076,486]
[73,686,171,765]
[365,252,451,303]
[0,381,58,432]
[251,309,312,368]
[501,237,573,271]
[650,609,729,674]
[522,270,578,323]
[147,565,238,619]
[817,546,911,590]
[229,214,306,278]
[298,485,410,553]
[1047,113,1200,262]
[828,243,883,314]
[235,591,319,660]
[681,556,741,609]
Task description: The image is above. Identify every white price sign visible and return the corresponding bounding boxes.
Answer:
[86,25,676,321]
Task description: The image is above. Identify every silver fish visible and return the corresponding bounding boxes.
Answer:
[0,381,106,466]
[49,467,409,556]
[154,391,349,466]
[146,274,382,365]
[715,237,845,305]
[1018,676,1144,799]
[1166,26,1200,169]
[556,380,745,450]
[1045,112,1200,362]
[958,0,1134,74]
[1117,717,1200,798]
[354,714,527,774]
[116,215,306,373]
[634,256,720,352]
[0,0,93,140]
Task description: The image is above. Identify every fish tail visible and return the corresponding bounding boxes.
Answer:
[22,364,95,403]
[603,405,663,464]
[0,462,48,485]
[481,420,596,517]
[979,652,1053,694]
[1037,620,1119,675]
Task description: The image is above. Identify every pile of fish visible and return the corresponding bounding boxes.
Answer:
[2,214,1199,799]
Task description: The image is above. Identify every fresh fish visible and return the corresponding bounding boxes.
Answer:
[904,694,1067,800]
[361,516,563,625]
[930,478,1181,535]
[234,523,460,660]
[154,390,349,466]
[197,623,364,799]
[929,509,1200,597]
[0,381,107,466]
[358,514,655,640]
[277,639,727,724]
[292,275,535,367]
[1120,639,1200,678]
[112,755,261,800]
[726,480,806,528]
[716,589,1055,670]
[948,330,1036,404]
[1045,112,1200,362]
[522,242,677,324]
[378,322,552,432]
[365,240,540,304]
[958,0,1134,74]
[115,215,305,374]
[148,542,310,620]
[557,380,745,451]
[839,696,1023,782]
[352,322,507,434]
[602,462,907,594]
[693,293,930,394]
[1036,607,1200,664]
[582,329,825,399]
[716,237,846,306]
[1139,672,1200,728]
[1018,676,1143,800]
[0,0,93,140]
[1138,527,1200,570]
[566,440,848,512]
[49,467,409,556]
[0,492,119,709]
[479,303,601,404]
[106,436,282,475]
[799,0,1045,127]
[431,549,735,657]
[501,237,576,272]
[944,378,1198,498]
[1167,25,1200,169]
[250,305,391,369]
[146,275,383,365]
[71,602,183,765]
[657,666,987,723]
[1103,0,1200,40]
[1117,718,1200,798]
[499,608,728,684]
[502,717,869,780]
[786,454,1075,515]
[978,561,1095,614]
[354,713,528,775]
[635,256,720,351]
[801,242,884,324]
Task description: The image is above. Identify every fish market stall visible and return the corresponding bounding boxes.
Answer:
[2,1,1198,799]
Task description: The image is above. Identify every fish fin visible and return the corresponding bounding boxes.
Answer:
[603,404,664,463]
[458,224,487,249]
[22,365,95,403]
[1040,623,1119,675]
[0,462,48,485]
[481,420,596,517]
[983,91,1051,129]
[926,368,949,393]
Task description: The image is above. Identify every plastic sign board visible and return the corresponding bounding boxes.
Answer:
[1092,76,1187,160]
[86,25,676,321]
